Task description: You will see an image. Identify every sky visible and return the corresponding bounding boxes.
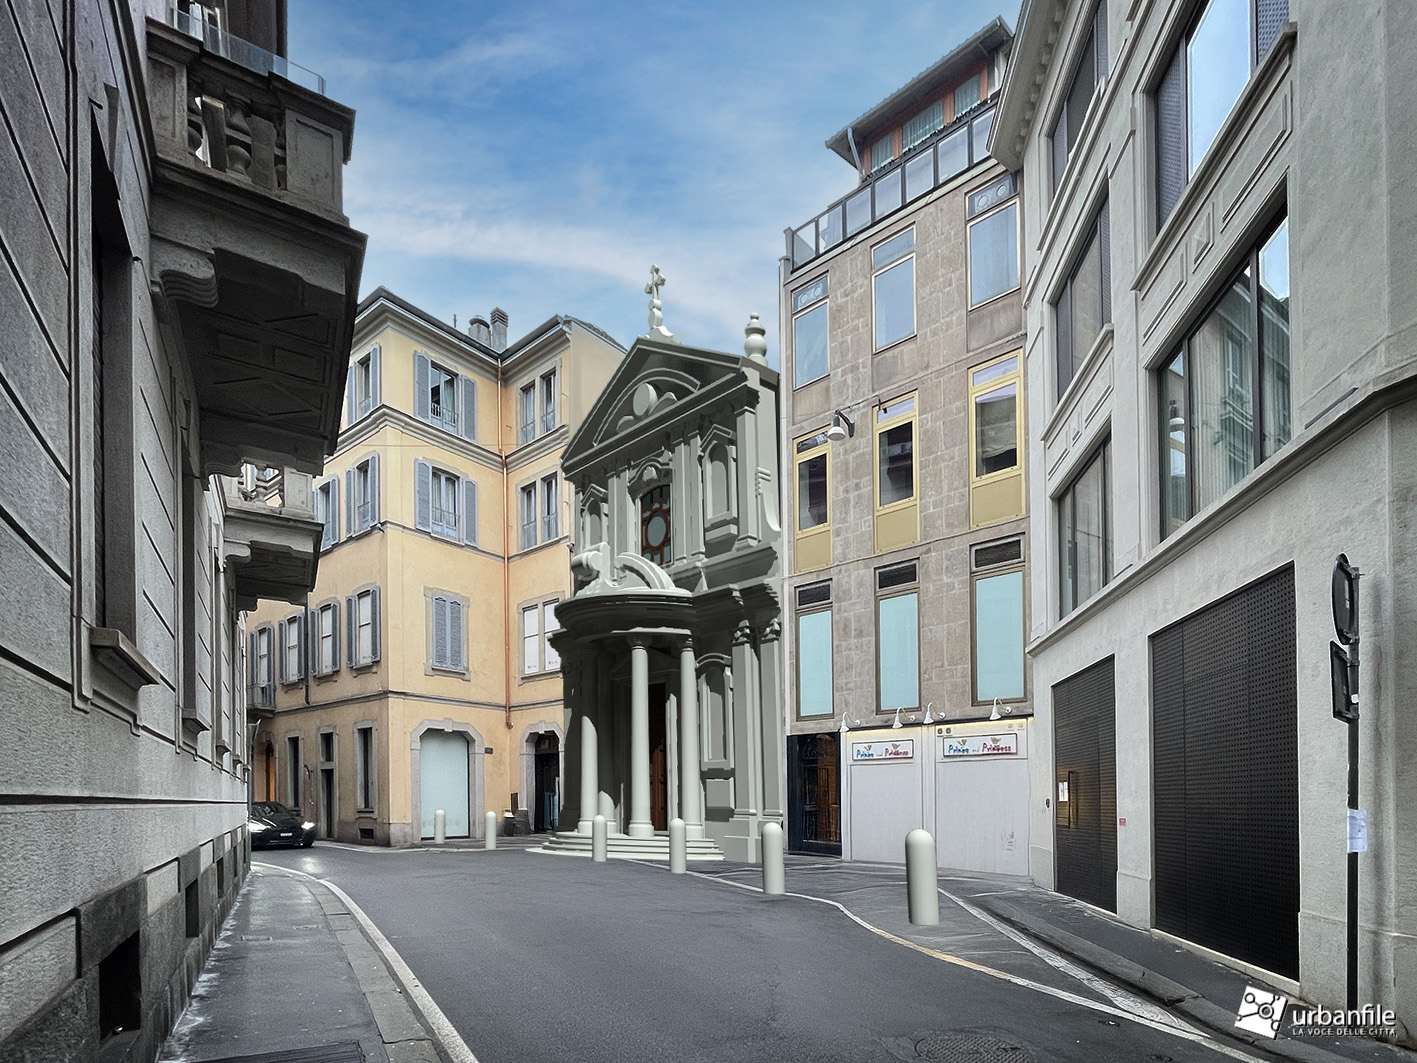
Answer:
[288,1,1016,362]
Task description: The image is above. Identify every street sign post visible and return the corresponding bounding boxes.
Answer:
[1331,553,1360,1010]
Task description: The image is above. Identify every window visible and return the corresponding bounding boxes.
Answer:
[874,395,919,553]
[794,431,831,573]
[315,475,339,549]
[540,370,558,435]
[518,383,536,444]
[872,228,915,350]
[876,563,920,713]
[347,454,379,534]
[415,460,476,544]
[431,467,458,539]
[310,601,340,675]
[903,101,943,152]
[278,613,303,683]
[355,725,375,810]
[1054,200,1111,396]
[1050,2,1108,193]
[286,735,301,808]
[870,134,894,173]
[641,484,671,566]
[542,474,559,540]
[430,594,465,671]
[791,276,829,388]
[973,548,1025,703]
[348,344,380,421]
[1159,217,1289,537]
[520,483,537,549]
[543,602,560,671]
[796,582,833,718]
[414,353,475,440]
[1058,436,1112,616]
[968,353,1025,527]
[968,178,1019,307]
[522,605,539,675]
[954,74,982,115]
[347,587,380,666]
[1155,0,1288,224]
[249,625,273,708]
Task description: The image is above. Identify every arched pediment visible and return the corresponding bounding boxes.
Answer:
[594,368,702,446]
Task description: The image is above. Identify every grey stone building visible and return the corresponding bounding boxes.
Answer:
[547,308,784,863]
[777,21,1033,870]
[0,2,364,1059]
[993,0,1415,1035]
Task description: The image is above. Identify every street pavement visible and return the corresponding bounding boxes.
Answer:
[231,841,1407,1063]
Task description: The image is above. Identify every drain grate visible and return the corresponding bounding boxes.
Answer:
[914,1031,1033,1062]
[200,1041,364,1063]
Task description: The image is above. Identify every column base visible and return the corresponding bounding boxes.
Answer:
[627,821,654,839]
[685,823,706,841]
[577,818,594,835]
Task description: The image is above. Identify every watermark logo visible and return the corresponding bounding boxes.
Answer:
[1235,986,1289,1038]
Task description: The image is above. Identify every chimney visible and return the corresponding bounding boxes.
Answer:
[468,315,491,346]
[490,307,508,353]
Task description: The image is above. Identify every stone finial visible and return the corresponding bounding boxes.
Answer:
[645,265,667,330]
[744,313,768,363]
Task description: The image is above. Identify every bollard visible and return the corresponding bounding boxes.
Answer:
[761,821,785,895]
[669,818,686,874]
[484,810,497,850]
[905,828,939,925]
[592,814,607,862]
[433,809,446,845]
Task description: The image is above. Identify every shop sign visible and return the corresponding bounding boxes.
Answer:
[941,733,1018,757]
[851,739,914,762]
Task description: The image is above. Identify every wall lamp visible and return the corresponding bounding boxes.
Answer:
[826,409,855,442]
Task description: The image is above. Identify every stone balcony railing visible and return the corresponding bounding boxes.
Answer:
[221,470,325,611]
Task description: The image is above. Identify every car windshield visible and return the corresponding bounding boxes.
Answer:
[251,802,292,817]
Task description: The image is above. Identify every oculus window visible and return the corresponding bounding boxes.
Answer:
[641,485,672,566]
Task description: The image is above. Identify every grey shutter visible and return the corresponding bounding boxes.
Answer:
[331,475,340,541]
[1155,46,1186,226]
[345,369,356,426]
[307,608,317,676]
[460,375,477,441]
[1094,0,1108,83]
[1098,200,1111,324]
[433,596,449,668]
[370,587,381,662]
[293,613,303,679]
[346,595,356,665]
[320,483,334,550]
[1256,0,1287,59]
[462,478,477,545]
[414,352,431,422]
[449,600,464,670]
[414,459,432,531]
[370,343,382,409]
[330,601,340,671]
[277,620,288,682]
[1056,285,1074,396]
[248,632,258,692]
[1051,114,1068,193]
[345,469,355,536]
[368,453,379,525]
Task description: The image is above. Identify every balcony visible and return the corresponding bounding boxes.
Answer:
[785,102,997,273]
[145,12,367,478]
[222,470,324,610]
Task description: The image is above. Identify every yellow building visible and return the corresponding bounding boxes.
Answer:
[247,288,623,844]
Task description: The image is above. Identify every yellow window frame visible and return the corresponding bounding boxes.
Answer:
[793,430,832,573]
[872,393,920,552]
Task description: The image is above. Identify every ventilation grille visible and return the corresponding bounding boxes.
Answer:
[972,538,1023,570]
[877,562,918,590]
[796,581,831,608]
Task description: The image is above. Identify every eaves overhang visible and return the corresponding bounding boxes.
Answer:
[989,0,1063,172]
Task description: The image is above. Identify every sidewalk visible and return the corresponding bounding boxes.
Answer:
[700,855,1413,1063]
[159,864,443,1063]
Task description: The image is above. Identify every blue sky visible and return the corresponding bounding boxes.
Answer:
[289,1,1015,360]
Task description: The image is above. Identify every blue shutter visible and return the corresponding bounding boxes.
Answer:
[449,600,464,670]
[370,587,381,662]
[460,376,477,441]
[463,478,477,545]
[328,475,340,544]
[370,344,382,409]
[414,352,431,422]
[368,453,379,525]
[415,459,432,532]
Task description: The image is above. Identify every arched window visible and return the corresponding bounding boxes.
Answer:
[640,485,671,565]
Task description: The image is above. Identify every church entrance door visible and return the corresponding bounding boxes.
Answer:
[649,683,668,830]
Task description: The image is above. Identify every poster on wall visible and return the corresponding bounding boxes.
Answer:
[940,733,1018,757]
[851,739,914,762]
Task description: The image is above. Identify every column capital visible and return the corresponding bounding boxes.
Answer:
[677,634,694,655]
[733,620,754,647]
[758,619,781,643]
[627,633,651,651]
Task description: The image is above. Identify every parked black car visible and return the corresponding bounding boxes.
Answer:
[248,802,316,849]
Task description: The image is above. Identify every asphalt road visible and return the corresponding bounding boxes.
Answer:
[261,843,1271,1063]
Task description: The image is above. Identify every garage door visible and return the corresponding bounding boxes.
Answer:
[420,731,470,838]
[1053,656,1116,912]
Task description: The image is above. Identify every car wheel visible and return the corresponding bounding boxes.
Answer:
[301,836,314,848]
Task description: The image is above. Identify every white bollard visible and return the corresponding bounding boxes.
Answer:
[669,818,686,874]
[484,810,497,850]
[434,808,446,845]
[905,828,939,925]
[592,813,608,862]
[762,821,785,895]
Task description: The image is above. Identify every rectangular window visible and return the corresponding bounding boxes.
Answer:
[791,276,829,388]
[356,725,375,810]
[870,133,894,173]
[522,605,539,675]
[794,431,831,573]
[874,395,919,554]
[1058,437,1112,616]
[287,735,301,808]
[315,601,339,675]
[1054,200,1111,396]
[876,564,920,713]
[430,594,465,671]
[520,483,537,549]
[355,351,374,417]
[1155,0,1287,224]
[1050,2,1107,193]
[518,383,536,444]
[902,101,944,152]
[428,362,458,433]
[796,583,833,718]
[252,625,273,707]
[353,454,378,532]
[872,228,915,350]
[1160,217,1289,537]
[349,587,378,666]
[968,353,1025,527]
[954,74,982,115]
[974,569,1025,702]
[315,476,338,549]
[542,474,559,540]
[543,601,561,671]
[540,370,557,435]
[431,468,459,539]
[284,614,302,681]
[968,200,1019,307]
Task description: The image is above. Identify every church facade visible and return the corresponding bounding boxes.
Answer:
[546,313,784,862]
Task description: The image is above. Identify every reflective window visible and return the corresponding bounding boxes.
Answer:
[1187,0,1251,175]
[872,229,915,350]
[974,570,1025,701]
[968,202,1019,306]
[878,591,920,712]
[1059,438,1112,616]
[793,301,828,387]
[797,609,833,718]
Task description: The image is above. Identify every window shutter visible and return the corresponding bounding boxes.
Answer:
[346,596,356,665]
[1098,200,1111,324]
[345,369,356,426]
[370,587,381,662]
[1155,46,1186,226]
[1094,0,1108,83]
[345,468,355,536]
[306,608,317,677]
[293,614,304,679]
[414,352,431,422]
[328,475,340,543]
[1256,0,1287,59]
[433,596,449,668]
[277,620,288,682]
[368,454,380,526]
[449,600,464,670]
[1056,285,1074,396]
[415,459,432,532]
[320,484,334,550]
[248,632,258,690]
[330,601,340,671]
[460,376,477,441]
[370,344,382,408]
[463,478,477,545]
[1051,112,1068,193]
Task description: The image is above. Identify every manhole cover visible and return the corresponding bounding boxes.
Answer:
[914,1031,1033,1062]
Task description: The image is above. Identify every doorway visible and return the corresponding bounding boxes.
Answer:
[420,730,470,838]
[649,683,667,831]
[788,733,841,854]
[533,732,560,832]
[1053,656,1117,913]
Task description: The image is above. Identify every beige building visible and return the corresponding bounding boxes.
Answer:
[777,20,1032,869]
[247,288,622,845]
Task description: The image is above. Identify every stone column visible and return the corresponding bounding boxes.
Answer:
[578,653,599,834]
[628,636,653,838]
[596,653,616,827]
[679,637,705,840]
[758,620,785,826]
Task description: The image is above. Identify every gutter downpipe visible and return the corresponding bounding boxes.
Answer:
[846,125,862,179]
[500,355,513,735]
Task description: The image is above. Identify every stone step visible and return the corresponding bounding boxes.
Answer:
[538,831,726,861]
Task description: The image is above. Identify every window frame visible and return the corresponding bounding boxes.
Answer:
[968,352,1024,487]
[540,369,558,436]
[795,582,834,720]
[640,483,672,566]
[1053,198,1112,399]
[873,394,919,514]
[871,227,916,352]
[315,475,338,549]
[518,383,536,444]
[874,563,921,715]
[521,603,540,676]
[353,454,378,533]
[967,197,1021,309]
[429,466,460,540]
[793,430,832,574]
[519,482,537,550]
[355,723,376,812]
[541,473,559,541]
[1057,435,1113,617]
[348,586,380,668]
[543,600,561,672]
[428,360,459,433]
[1048,0,1108,195]
[281,612,303,683]
[354,351,374,417]
[312,600,340,676]
[791,275,830,389]
[970,542,1027,704]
